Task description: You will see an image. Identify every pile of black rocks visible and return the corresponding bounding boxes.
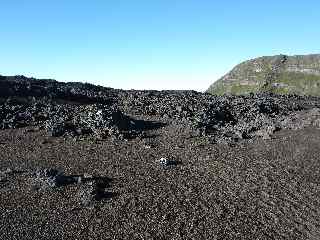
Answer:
[119,90,320,143]
[0,75,118,105]
[1,75,320,143]
[31,168,113,206]
[192,94,306,143]
[0,97,134,139]
[33,168,80,189]
[119,90,210,121]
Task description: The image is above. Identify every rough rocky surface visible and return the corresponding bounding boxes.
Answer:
[119,90,320,143]
[0,75,118,104]
[1,75,320,239]
[207,54,320,96]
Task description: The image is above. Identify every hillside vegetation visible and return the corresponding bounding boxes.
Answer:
[207,54,320,96]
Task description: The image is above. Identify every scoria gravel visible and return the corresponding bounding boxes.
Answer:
[0,75,320,239]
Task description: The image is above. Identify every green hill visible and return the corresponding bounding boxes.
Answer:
[207,54,320,96]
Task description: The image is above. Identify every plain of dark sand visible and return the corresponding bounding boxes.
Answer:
[1,119,320,240]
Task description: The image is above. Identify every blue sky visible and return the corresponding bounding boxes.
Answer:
[0,0,319,91]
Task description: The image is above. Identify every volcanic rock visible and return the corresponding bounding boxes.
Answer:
[207,54,320,96]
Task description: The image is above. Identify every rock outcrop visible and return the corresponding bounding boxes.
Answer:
[207,54,320,96]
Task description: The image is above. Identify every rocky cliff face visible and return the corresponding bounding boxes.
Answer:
[207,54,320,96]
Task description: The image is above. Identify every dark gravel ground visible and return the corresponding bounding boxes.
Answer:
[0,123,320,239]
[0,75,320,239]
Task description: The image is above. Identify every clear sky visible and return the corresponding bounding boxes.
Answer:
[0,0,319,91]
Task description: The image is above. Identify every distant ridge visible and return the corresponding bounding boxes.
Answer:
[207,54,320,96]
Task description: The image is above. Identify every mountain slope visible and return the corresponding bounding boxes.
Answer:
[207,54,320,95]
